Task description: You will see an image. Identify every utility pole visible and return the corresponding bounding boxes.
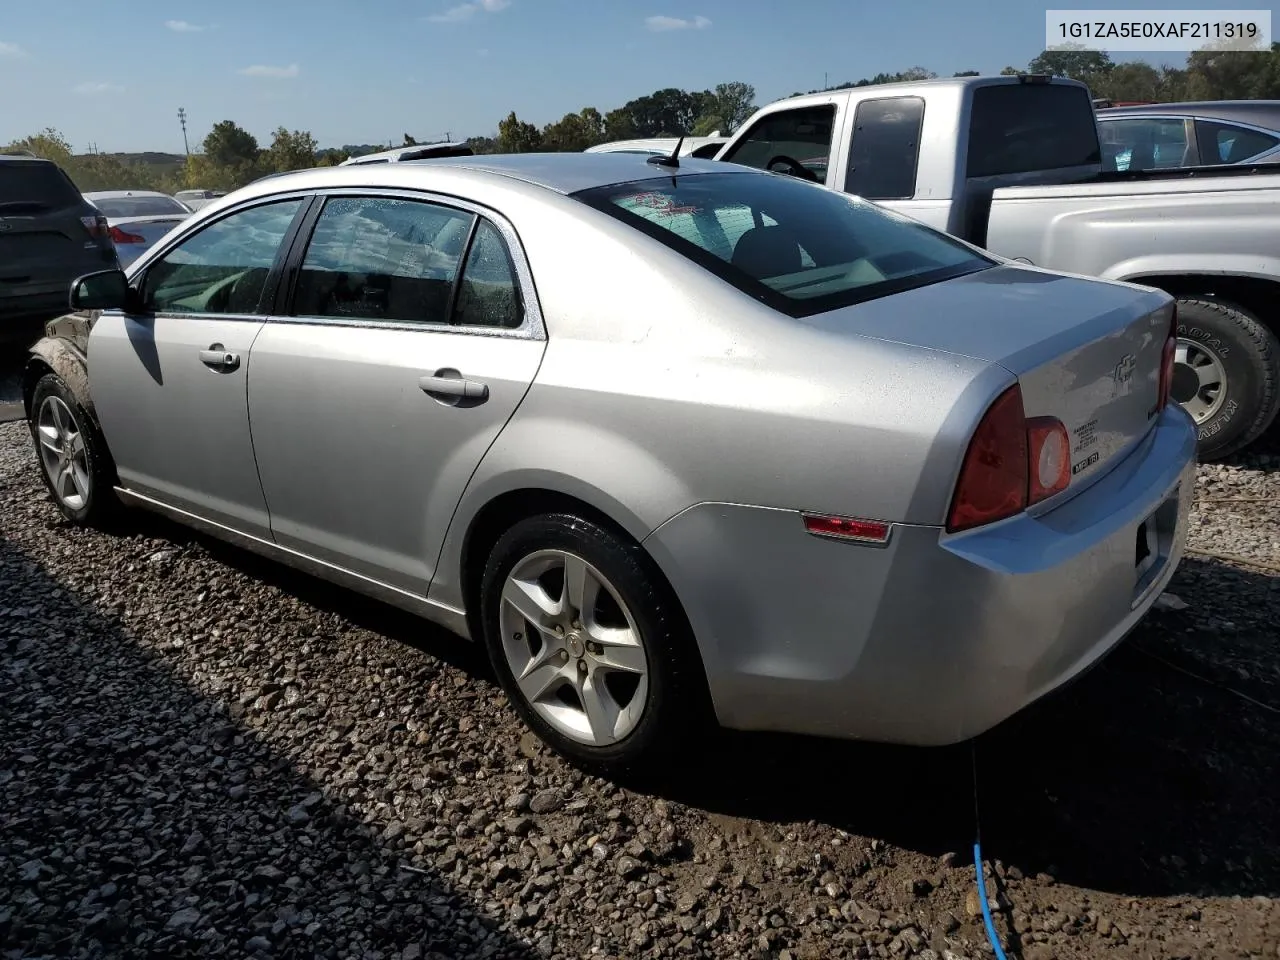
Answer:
[178,108,190,155]
[824,72,828,90]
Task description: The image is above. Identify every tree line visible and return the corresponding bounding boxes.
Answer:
[5,43,1279,196]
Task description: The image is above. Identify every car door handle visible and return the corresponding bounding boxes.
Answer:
[198,346,240,371]
[419,373,489,402]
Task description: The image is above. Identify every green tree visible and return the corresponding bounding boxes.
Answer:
[953,70,981,77]
[202,120,260,169]
[497,111,543,153]
[403,133,419,146]
[541,112,593,152]
[4,128,74,166]
[1027,48,1115,85]
[578,107,606,145]
[999,65,1021,76]
[708,81,755,131]
[603,108,638,141]
[266,127,318,172]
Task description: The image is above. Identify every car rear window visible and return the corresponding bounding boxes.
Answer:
[573,171,994,318]
[0,160,82,208]
[92,195,190,217]
[966,84,1102,177]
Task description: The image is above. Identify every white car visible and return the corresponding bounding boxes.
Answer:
[585,135,728,159]
[84,190,193,268]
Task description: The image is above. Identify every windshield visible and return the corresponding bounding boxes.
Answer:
[92,195,190,217]
[573,172,994,317]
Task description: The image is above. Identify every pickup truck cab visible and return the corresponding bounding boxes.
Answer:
[715,75,1280,459]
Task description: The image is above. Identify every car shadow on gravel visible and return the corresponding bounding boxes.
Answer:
[0,536,539,960]
[646,555,1280,903]
[127,503,1280,905]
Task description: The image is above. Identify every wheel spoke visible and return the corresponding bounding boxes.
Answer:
[67,429,85,458]
[1195,362,1221,390]
[37,423,62,455]
[591,632,647,674]
[69,461,90,501]
[580,672,621,743]
[517,659,568,704]
[56,464,75,499]
[51,400,69,437]
[502,576,560,629]
[561,553,599,621]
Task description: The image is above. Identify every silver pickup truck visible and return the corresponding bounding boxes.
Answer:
[714,75,1280,460]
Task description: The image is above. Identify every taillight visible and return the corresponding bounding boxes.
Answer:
[80,214,110,240]
[1027,417,1070,504]
[946,385,1029,533]
[1157,305,1177,411]
[109,225,145,244]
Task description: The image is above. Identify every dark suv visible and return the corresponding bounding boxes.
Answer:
[1,154,119,331]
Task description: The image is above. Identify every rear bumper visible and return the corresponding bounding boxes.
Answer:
[643,404,1198,746]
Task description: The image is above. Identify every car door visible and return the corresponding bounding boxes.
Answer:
[88,195,310,538]
[247,192,546,595]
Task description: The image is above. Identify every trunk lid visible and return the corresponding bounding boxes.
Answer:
[804,263,1173,493]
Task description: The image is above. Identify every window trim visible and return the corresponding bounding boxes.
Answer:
[718,102,840,187]
[273,187,544,341]
[844,95,926,201]
[129,192,317,321]
[572,172,996,321]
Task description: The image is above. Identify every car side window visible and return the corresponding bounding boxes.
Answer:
[845,96,924,200]
[1194,120,1280,164]
[143,198,303,315]
[291,197,475,325]
[1097,118,1189,171]
[719,105,836,184]
[452,220,524,329]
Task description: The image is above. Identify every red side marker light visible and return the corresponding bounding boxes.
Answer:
[802,514,891,543]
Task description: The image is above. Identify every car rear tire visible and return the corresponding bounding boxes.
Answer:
[1173,297,1280,461]
[479,512,710,777]
[28,372,119,526]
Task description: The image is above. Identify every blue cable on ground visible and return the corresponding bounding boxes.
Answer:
[972,841,1009,960]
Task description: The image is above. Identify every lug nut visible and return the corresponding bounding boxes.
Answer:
[560,650,570,662]
[513,632,523,642]
[578,660,588,673]
[554,624,564,635]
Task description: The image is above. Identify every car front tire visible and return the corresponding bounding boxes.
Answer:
[479,511,709,777]
[28,372,118,526]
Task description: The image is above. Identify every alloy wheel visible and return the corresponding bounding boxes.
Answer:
[35,396,91,511]
[498,549,650,747]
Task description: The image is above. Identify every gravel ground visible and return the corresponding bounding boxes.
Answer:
[2,418,1279,960]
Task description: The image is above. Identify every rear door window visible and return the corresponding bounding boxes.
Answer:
[719,105,837,184]
[845,96,925,200]
[1098,118,1190,170]
[966,84,1101,177]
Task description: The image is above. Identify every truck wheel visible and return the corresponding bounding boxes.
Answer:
[1173,297,1280,461]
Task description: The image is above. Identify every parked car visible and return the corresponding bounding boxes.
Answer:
[586,135,728,159]
[716,75,1280,460]
[83,190,193,268]
[24,153,1194,771]
[0,154,118,334]
[339,142,474,165]
[174,189,227,212]
[1096,100,1280,171]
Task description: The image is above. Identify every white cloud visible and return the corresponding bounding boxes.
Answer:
[425,0,509,23]
[0,40,28,57]
[645,14,711,31]
[165,19,205,32]
[73,81,124,95]
[238,63,300,78]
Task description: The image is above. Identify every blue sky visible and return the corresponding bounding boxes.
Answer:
[0,0,1241,154]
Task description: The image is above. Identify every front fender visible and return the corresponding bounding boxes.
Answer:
[24,326,94,421]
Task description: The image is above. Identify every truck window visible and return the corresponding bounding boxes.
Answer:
[966,84,1101,177]
[1194,119,1280,164]
[719,104,836,184]
[845,96,924,200]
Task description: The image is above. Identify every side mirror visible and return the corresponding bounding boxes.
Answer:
[69,269,131,311]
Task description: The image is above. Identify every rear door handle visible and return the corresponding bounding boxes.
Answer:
[419,372,489,402]
[199,346,240,371]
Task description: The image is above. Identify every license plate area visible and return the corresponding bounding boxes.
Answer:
[1132,484,1180,607]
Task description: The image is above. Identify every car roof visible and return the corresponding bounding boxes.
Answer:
[1097,100,1280,129]
[84,189,178,199]
[251,152,758,198]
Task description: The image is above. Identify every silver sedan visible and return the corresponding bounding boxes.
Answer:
[24,153,1196,773]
